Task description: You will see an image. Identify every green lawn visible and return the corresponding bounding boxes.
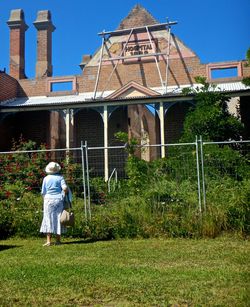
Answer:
[0,236,249,306]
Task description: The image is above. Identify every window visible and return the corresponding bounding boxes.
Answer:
[47,77,76,93]
[211,67,238,79]
[207,62,242,80]
[51,81,73,92]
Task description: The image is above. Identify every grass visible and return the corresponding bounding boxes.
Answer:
[0,236,249,306]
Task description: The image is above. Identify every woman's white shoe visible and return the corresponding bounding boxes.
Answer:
[43,242,51,246]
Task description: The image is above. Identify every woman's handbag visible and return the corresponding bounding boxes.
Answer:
[60,193,75,227]
[60,209,75,227]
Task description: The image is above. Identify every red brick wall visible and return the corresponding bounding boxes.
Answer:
[74,109,104,147]
[80,56,207,93]
[35,29,53,78]
[18,78,47,96]
[242,60,250,77]
[9,27,26,79]
[109,106,128,145]
[0,72,19,101]
[14,111,50,144]
[240,96,250,139]
[127,104,159,159]
[14,57,246,98]
[0,117,13,150]
[164,102,191,143]
[50,111,62,149]
[0,111,50,150]
[74,108,104,175]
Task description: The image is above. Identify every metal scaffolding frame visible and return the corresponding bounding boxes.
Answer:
[93,20,178,99]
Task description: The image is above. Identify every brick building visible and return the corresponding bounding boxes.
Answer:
[1,5,250,171]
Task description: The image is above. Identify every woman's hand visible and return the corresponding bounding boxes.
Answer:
[63,187,69,194]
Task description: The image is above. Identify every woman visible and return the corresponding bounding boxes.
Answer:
[40,161,68,246]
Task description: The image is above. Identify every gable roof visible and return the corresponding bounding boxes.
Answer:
[106,81,160,99]
[117,4,159,30]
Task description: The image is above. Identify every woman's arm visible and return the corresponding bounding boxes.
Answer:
[63,186,68,194]
[61,176,68,194]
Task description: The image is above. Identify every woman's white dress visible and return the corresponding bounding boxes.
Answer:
[40,198,65,235]
[40,174,67,235]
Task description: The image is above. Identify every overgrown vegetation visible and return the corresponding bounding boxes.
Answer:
[0,79,249,240]
[1,140,249,240]
[181,76,244,142]
[242,47,250,86]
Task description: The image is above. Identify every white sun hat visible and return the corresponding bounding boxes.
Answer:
[45,162,61,174]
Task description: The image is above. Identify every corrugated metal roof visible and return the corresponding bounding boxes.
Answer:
[0,81,249,109]
[155,81,250,94]
[1,95,83,107]
[0,92,112,108]
[215,82,249,92]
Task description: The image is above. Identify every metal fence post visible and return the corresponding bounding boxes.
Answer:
[81,141,88,220]
[195,136,202,213]
[85,141,91,220]
[199,135,206,212]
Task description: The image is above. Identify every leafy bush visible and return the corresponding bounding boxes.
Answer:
[201,178,250,237]
[125,156,151,193]
[226,179,250,234]
[181,77,244,142]
[202,144,250,181]
[0,202,14,239]
[1,177,249,240]
[0,137,249,240]
[0,137,49,199]
[62,157,84,197]
[89,177,107,205]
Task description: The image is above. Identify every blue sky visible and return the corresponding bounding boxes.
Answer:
[0,0,249,78]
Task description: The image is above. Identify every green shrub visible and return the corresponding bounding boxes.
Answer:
[1,178,249,240]
[0,202,14,239]
[202,144,250,181]
[125,156,150,193]
[0,137,249,240]
[89,177,107,205]
[0,138,49,198]
[227,179,250,234]
[202,178,250,236]
[62,158,84,197]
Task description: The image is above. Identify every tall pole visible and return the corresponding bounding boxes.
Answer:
[81,141,87,220]
[146,26,164,88]
[165,22,172,93]
[101,29,134,98]
[195,136,202,213]
[159,102,165,158]
[93,35,105,99]
[65,109,70,149]
[199,136,206,212]
[103,105,109,181]
[85,141,91,219]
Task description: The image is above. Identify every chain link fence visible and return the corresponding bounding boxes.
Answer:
[0,147,89,217]
[0,139,249,221]
[199,139,250,212]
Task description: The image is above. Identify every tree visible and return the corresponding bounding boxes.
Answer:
[181,76,244,142]
[242,47,250,86]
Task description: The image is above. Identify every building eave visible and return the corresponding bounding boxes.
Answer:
[1,82,249,113]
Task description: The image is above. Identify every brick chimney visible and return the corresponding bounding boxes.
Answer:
[7,9,28,79]
[33,10,55,78]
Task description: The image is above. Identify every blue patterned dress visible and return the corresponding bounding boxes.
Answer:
[40,174,67,235]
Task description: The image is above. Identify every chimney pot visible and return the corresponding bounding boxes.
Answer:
[33,10,56,31]
[79,54,92,70]
[7,9,28,30]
